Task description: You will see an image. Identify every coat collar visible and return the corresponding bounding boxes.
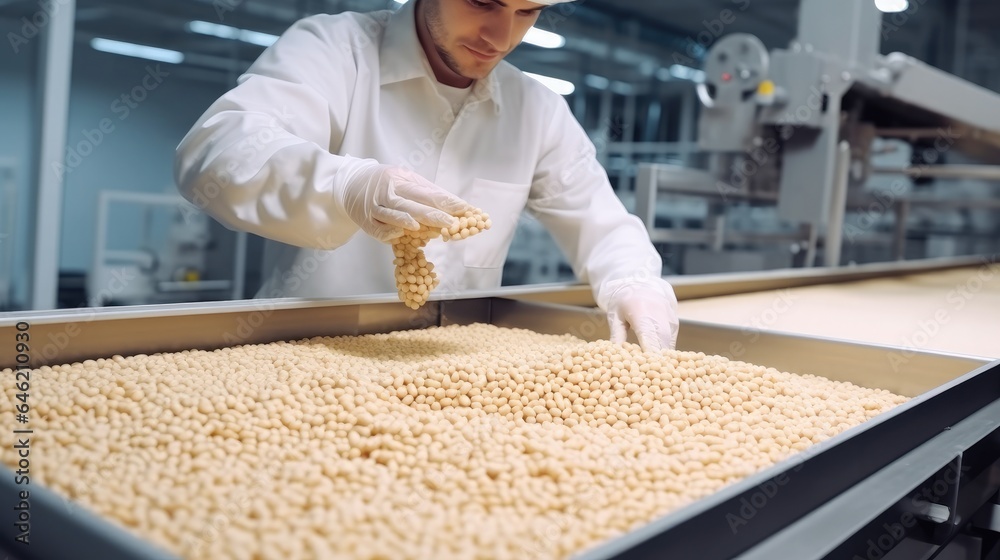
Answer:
[379,0,503,114]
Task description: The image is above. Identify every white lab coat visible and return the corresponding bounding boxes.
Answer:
[175,1,670,310]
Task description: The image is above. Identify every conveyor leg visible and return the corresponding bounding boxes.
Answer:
[824,140,851,268]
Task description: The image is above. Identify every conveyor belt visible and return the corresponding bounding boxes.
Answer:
[677,264,1000,360]
[0,266,997,560]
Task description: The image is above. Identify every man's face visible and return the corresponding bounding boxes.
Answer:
[422,0,546,81]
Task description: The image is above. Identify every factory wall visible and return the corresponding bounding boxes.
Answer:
[60,50,227,272]
[0,17,229,308]
[0,17,38,310]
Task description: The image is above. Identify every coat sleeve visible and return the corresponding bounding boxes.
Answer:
[174,14,366,250]
[526,95,674,310]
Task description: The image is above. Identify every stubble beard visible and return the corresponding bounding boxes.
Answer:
[424,0,487,80]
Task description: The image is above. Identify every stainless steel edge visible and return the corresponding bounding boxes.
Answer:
[2,256,983,331]
[734,397,1000,560]
[0,473,179,560]
[490,299,610,341]
[503,256,989,307]
[659,256,992,302]
[1,302,364,369]
[677,320,991,397]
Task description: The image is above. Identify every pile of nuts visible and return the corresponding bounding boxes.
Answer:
[0,324,906,560]
[392,210,491,309]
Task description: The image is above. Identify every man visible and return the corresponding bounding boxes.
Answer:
[174,0,680,351]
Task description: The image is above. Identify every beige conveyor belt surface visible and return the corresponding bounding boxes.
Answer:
[678,265,1000,359]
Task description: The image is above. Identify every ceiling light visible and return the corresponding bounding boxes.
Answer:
[524,27,565,49]
[239,30,279,47]
[524,72,575,96]
[584,74,610,90]
[90,38,184,64]
[186,21,278,47]
[667,65,706,83]
[610,81,633,95]
[874,0,908,13]
[186,21,239,40]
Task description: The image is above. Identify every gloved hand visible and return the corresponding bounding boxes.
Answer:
[606,280,680,352]
[335,159,475,242]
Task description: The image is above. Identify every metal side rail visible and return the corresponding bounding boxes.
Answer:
[0,478,178,560]
[736,394,1000,560]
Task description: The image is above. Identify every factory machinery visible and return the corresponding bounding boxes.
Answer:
[636,0,1000,273]
[1,256,999,559]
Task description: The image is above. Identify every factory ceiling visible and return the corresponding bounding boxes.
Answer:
[1,0,998,92]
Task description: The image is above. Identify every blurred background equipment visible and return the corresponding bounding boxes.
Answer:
[89,190,246,305]
[0,162,15,311]
[1,0,1000,305]
[636,0,1000,274]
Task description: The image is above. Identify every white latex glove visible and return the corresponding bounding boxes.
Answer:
[606,281,680,352]
[335,159,475,242]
